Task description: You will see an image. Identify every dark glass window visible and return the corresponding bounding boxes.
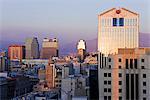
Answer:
[108,88,111,92]
[143,90,146,94]
[119,73,122,77]
[108,81,111,85]
[118,58,122,62]
[141,66,145,69]
[108,96,111,100]
[119,89,122,93]
[119,18,124,26]
[104,81,107,85]
[143,98,146,100]
[104,88,107,92]
[141,59,144,62]
[119,96,122,100]
[119,66,121,69]
[113,18,117,26]
[109,65,111,69]
[119,81,122,85]
[126,59,128,69]
[130,59,133,69]
[134,59,137,69]
[104,96,107,100]
[104,73,107,77]
[143,74,146,78]
[108,58,111,62]
[108,73,111,77]
[143,82,146,86]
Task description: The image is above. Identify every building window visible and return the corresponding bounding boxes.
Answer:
[134,59,137,69]
[104,88,107,92]
[143,89,146,94]
[141,66,145,69]
[130,59,133,69]
[119,73,122,77]
[118,58,122,62]
[143,74,146,78]
[119,89,122,93]
[104,81,107,85]
[119,66,121,69]
[143,82,146,86]
[108,96,111,100]
[109,65,111,69]
[113,18,117,26]
[108,88,111,92]
[119,96,122,100]
[108,73,111,77]
[108,58,111,62]
[143,97,146,100]
[104,96,107,100]
[119,18,124,26]
[141,59,145,62]
[108,81,111,85]
[126,59,128,69]
[119,81,122,85]
[104,73,107,77]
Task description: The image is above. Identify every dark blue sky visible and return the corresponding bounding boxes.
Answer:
[0,0,150,48]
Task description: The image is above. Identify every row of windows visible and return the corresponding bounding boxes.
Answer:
[104,81,111,85]
[104,73,111,77]
[100,28,137,34]
[104,96,122,100]
[108,58,144,63]
[100,18,137,27]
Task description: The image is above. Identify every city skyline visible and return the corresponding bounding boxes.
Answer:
[0,0,150,51]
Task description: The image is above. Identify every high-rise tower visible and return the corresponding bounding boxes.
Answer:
[98,8,139,56]
[25,37,39,59]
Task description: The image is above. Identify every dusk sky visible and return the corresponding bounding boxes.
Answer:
[0,0,150,49]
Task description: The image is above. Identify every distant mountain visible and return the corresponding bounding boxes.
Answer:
[139,33,150,47]
[0,33,150,55]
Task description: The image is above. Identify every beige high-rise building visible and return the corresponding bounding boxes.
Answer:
[98,8,139,56]
[25,37,39,59]
[40,38,59,59]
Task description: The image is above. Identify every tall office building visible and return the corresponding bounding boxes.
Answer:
[77,40,86,62]
[8,45,25,61]
[98,48,150,100]
[98,8,139,56]
[46,59,55,88]
[40,38,59,59]
[0,56,8,72]
[25,37,39,59]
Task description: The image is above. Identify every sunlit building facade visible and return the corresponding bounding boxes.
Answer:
[8,45,25,61]
[98,48,150,100]
[40,38,59,59]
[98,8,139,56]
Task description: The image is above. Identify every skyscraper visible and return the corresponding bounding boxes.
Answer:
[77,39,86,62]
[46,59,55,88]
[98,8,139,56]
[8,45,25,61]
[25,37,39,59]
[40,38,59,59]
